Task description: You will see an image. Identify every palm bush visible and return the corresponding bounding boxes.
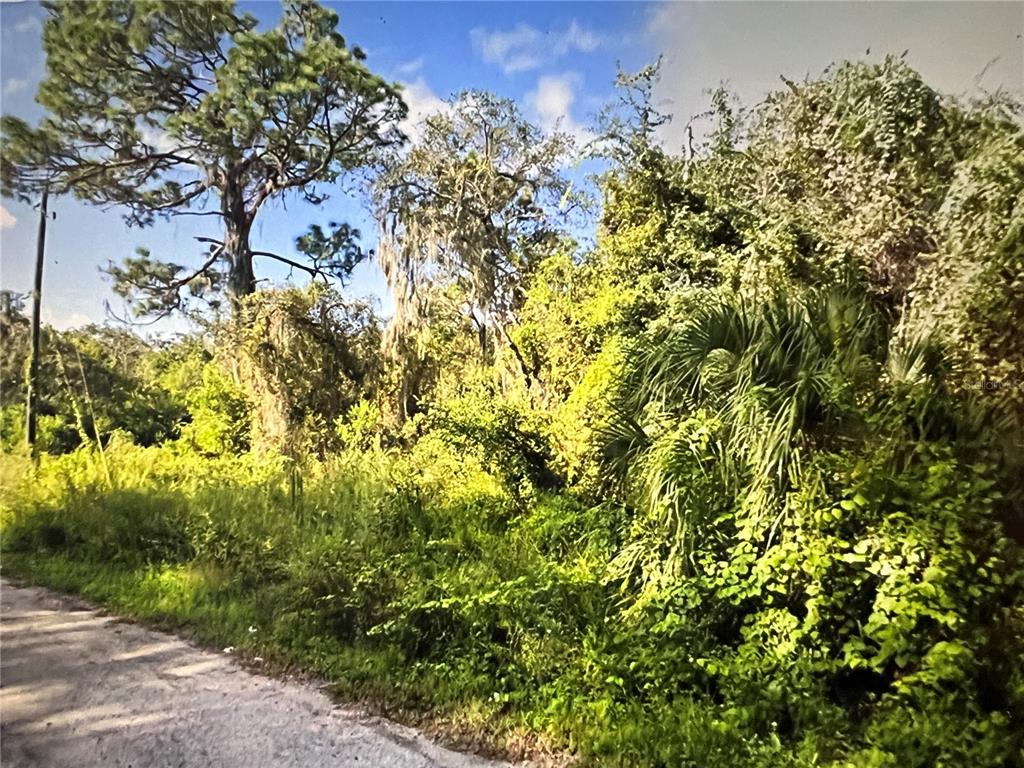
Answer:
[605,286,896,579]
[598,286,991,593]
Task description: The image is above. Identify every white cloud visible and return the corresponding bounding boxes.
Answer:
[399,77,447,140]
[526,73,594,145]
[13,16,42,34]
[2,78,29,96]
[0,205,16,231]
[471,21,605,74]
[395,57,424,76]
[646,2,1024,151]
[63,312,91,329]
[139,125,178,153]
[554,20,601,56]
[471,24,544,74]
[41,307,92,330]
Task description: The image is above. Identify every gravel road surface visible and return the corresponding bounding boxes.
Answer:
[0,579,510,768]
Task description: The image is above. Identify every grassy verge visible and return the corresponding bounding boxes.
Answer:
[0,552,550,762]
[0,445,819,768]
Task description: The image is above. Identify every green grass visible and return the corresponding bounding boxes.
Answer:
[0,551,537,758]
[3,441,1022,768]
[1,551,823,767]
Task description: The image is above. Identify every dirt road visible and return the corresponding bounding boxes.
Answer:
[0,579,510,768]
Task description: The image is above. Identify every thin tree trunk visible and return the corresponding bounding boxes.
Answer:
[25,186,48,454]
[497,321,538,393]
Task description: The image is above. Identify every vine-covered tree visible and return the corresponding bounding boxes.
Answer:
[1,0,406,317]
[374,91,578,410]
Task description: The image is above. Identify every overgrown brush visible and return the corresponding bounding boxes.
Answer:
[4,406,1023,767]
[3,56,1023,768]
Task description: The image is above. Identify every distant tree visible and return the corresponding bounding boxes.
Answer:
[374,90,578,406]
[1,0,406,318]
[593,59,671,166]
[0,320,187,453]
[0,293,31,419]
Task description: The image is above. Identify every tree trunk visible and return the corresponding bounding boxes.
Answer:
[497,320,539,395]
[221,175,255,304]
[224,216,255,302]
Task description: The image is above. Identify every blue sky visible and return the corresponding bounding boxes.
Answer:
[1,1,1020,332]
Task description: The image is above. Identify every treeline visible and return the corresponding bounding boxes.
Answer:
[2,3,1024,766]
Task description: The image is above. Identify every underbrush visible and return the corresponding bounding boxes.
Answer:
[2,437,1022,768]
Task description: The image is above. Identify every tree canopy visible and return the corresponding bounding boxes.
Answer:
[1,0,406,316]
[373,91,579,411]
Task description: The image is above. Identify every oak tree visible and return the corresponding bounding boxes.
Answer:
[374,90,578,404]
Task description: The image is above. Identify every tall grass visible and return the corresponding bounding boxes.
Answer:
[2,425,1021,767]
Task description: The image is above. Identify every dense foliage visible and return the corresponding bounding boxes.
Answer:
[3,50,1023,767]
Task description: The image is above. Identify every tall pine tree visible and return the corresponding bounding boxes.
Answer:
[1,0,406,317]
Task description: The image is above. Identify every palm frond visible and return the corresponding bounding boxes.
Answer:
[604,284,886,583]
